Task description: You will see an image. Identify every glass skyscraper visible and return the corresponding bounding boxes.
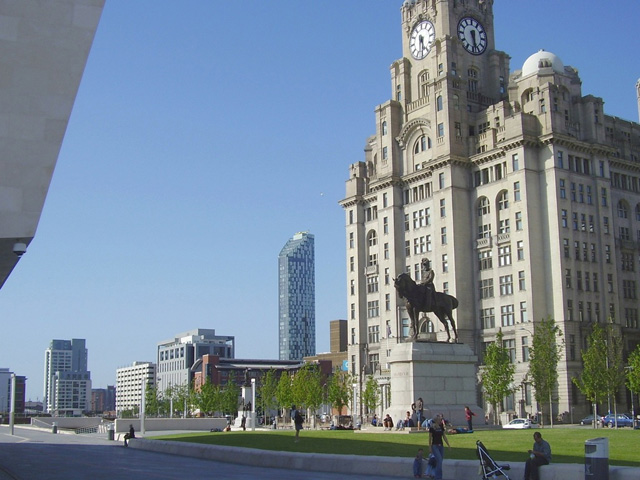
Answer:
[278,232,315,360]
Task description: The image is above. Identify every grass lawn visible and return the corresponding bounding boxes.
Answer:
[151,427,640,467]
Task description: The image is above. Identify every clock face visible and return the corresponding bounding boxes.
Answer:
[410,21,435,60]
[457,17,487,55]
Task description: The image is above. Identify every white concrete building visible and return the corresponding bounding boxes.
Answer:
[157,329,234,394]
[0,0,104,288]
[115,361,156,414]
[341,0,640,422]
[43,339,91,416]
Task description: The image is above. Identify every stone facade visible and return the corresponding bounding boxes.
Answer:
[341,0,640,422]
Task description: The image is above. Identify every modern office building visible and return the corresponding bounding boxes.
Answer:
[43,339,91,416]
[278,232,316,360]
[91,385,115,414]
[0,0,104,288]
[0,368,26,415]
[340,0,640,421]
[115,362,156,414]
[157,329,234,394]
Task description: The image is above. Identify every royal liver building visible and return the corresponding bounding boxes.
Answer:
[340,0,640,421]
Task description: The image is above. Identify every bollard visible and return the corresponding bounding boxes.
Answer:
[107,424,114,441]
[52,422,58,434]
[585,437,608,480]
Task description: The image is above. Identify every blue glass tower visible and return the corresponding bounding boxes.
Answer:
[278,232,315,360]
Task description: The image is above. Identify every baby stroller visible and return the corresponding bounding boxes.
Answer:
[476,440,511,479]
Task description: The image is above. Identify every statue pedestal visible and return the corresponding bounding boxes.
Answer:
[235,384,254,429]
[387,341,484,428]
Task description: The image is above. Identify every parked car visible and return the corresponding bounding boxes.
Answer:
[580,414,597,425]
[602,413,633,428]
[503,418,539,429]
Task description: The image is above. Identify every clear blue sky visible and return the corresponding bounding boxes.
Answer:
[1,1,638,401]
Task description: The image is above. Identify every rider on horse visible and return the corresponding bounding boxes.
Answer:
[420,258,437,310]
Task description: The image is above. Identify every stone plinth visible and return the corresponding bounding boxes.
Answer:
[387,341,484,428]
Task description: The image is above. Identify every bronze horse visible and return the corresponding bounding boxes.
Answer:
[393,272,459,342]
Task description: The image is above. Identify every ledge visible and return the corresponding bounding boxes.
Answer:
[130,438,640,479]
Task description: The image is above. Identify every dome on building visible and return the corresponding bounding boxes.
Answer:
[522,49,564,77]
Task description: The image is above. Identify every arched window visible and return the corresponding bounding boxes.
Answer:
[414,135,431,154]
[367,230,378,267]
[419,70,429,98]
[477,196,491,239]
[497,191,509,210]
[437,95,443,111]
[368,230,377,247]
[382,121,387,136]
[618,201,629,218]
[477,197,491,216]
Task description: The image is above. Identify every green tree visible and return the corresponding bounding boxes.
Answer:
[480,329,516,425]
[275,371,293,420]
[260,369,279,424]
[362,375,380,420]
[292,363,324,427]
[528,317,564,427]
[145,383,161,417]
[605,324,625,426]
[192,379,218,416]
[627,344,640,423]
[573,323,608,424]
[327,370,351,417]
[221,371,240,417]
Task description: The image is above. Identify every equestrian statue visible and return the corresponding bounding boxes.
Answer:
[393,258,459,343]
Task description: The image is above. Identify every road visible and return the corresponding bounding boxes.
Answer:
[0,426,388,480]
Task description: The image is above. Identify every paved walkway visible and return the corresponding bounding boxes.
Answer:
[0,425,385,480]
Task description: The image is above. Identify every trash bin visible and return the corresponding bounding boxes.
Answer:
[107,424,114,441]
[52,422,58,434]
[585,437,608,480]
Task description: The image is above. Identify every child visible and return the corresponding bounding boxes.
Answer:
[413,448,425,478]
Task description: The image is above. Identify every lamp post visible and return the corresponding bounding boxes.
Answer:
[251,378,256,431]
[9,374,15,436]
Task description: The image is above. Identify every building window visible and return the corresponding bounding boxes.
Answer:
[565,268,572,288]
[382,121,387,135]
[499,275,513,295]
[518,270,526,290]
[479,278,494,298]
[367,275,379,294]
[498,191,509,210]
[441,227,447,245]
[382,146,388,160]
[498,245,512,266]
[367,301,380,318]
[442,254,448,273]
[501,305,515,327]
[368,325,380,344]
[559,179,566,199]
[350,256,354,272]
[478,197,490,216]
[512,153,519,171]
[480,308,495,329]
[521,336,530,362]
[517,240,525,260]
[478,250,493,270]
[437,95,443,111]
[437,123,445,137]
[514,182,521,201]
[440,199,446,217]
[520,301,528,324]
[350,304,355,320]
[439,172,445,189]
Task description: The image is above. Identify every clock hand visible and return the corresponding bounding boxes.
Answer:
[470,30,477,46]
